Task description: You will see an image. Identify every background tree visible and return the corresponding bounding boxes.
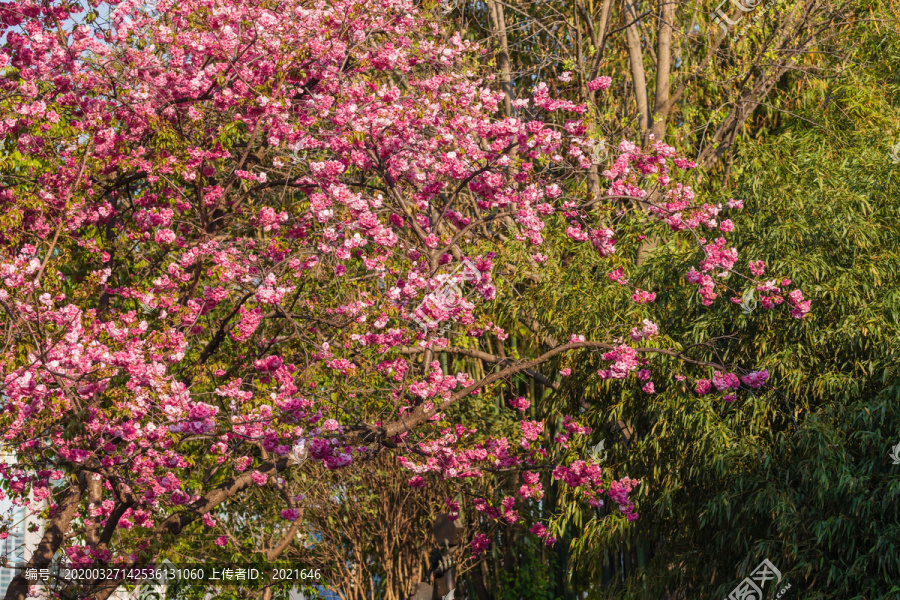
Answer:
[443,0,865,188]
[478,4,900,598]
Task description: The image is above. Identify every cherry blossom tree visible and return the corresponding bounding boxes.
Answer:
[0,0,809,597]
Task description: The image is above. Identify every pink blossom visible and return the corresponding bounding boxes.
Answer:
[154,229,176,244]
[741,370,769,388]
[695,379,712,395]
[601,345,640,379]
[749,260,766,276]
[509,397,531,411]
[608,268,627,283]
[325,453,353,470]
[631,290,656,304]
[520,420,544,442]
[712,371,740,391]
[630,319,659,341]
[587,76,612,91]
[787,289,811,319]
[471,533,491,555]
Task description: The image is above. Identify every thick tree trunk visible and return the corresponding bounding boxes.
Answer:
[4,478,84,600]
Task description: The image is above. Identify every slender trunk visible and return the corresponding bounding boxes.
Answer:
[623,0,650,143]
[486,0,514,116]
[266,513,304,560]
[471,559,492,600]
[586,0,616,81]
[650,0,676,141]
[573,5,602,200]
[502,526,516,573]
[586,0,615,202]
[637,0,675,264]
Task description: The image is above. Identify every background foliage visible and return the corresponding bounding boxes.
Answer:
[527,9,900,600]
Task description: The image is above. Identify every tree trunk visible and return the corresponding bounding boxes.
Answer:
[650,0,676,141]
[4,478,84,600]
[486,0,514,116]
[623,0,650,144]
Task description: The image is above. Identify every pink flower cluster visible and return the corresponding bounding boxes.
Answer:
[587,76,612,91]
[631,290,657,304]
[598,345,640,380]
[520,421,544,442]
[685,267,718,306]
[281,508,300,521]
[608,477,641,522]
[712,371,741,391]
[471,533,492,555]
[741,370,770,388]
[630,319,659,342]
[787,289,812,319]
[700,237,739,272]
[509,396,531,411]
